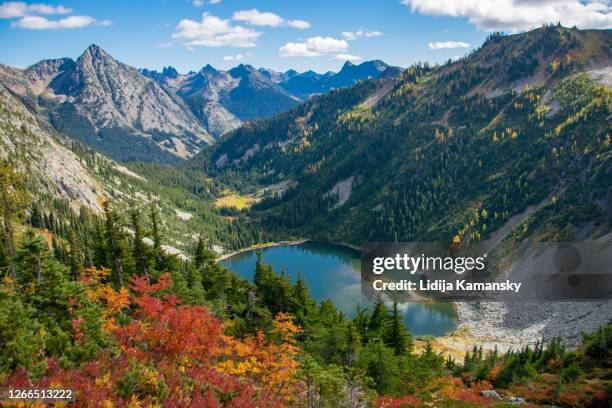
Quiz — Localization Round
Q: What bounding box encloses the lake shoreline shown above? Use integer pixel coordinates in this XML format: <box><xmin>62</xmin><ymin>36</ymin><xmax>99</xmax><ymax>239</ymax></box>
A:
<box><xmin>216</xmin><ymin>238</ymin><xmax>309</xmax><ymax>262</ymax></box>
<box><xmin>218</xmin><ymin>239</ymin><xmax>458</xmax><ymax>337</ymax></box>
<box><xmin>216</xmin><ymin>239</ymin><xmax>362</xmax><ymax>262</ymax></box>
<box><xmin>217</xmin><ymin>239</ymin><xmax>610</xmax><ymax>360</ymax></box>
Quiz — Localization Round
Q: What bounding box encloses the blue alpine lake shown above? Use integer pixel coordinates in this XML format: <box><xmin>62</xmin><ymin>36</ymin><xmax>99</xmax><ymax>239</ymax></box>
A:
<box><xmin>220</xmin><ymin>241</ymin><xmax>457</xmax><ymax>336</ymax></box>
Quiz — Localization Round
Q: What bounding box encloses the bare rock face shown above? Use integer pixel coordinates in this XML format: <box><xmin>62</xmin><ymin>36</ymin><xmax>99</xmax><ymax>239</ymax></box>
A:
<box><xmin>143</xmin><ymin>63</ymin><xmax>301</xmax><ymax>138</ymax></box>
<box><xmin>0</xmin><ymin>45</ymin><xmax>212</xmax><ymax>162</ymax></box>
<box><xmin>53</xmin><ymin>45</ymin><xmax>211</xmax><ymax>158</ymax></box>
<box><xmin>171</xmin><ymin>65</ymin><xmax>243</xmax><ymax>138</ymax></box>
<box><xmin>0</xmin><ymin>83</ymin><xmax>102</xmax><ymax>212</ymax></box>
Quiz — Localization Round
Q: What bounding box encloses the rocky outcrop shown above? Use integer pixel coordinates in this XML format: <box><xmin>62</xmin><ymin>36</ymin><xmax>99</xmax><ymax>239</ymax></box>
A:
<box><xmin>167</xmin><ymin>65</ymin><xmax>242</xmax><ymax>138</ymax></box>
<box><xmin>0</xmin><ymin>83</ymin><xmax>102</xmax><ymax>212</ymax></box>
<box><xmin>456</xmin><ymin>234</ymin><xmax>612</xmax><ymax>350</ymax></box>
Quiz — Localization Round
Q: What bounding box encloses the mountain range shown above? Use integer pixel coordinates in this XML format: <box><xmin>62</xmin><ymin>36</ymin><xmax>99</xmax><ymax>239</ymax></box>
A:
<box><xmin>0</xmin><ymin>45</ymin><xmax>399</xmax><ymax>163</ymax></box>
<box><xmin>193</xmin><ymin>26</ymin><xmax>612</xmax><ymax>244</ymax></box>
<box><xmin>140</xmin><ymin>59</ymin><xmax>399</xmax><ymax>137</ymax></box>
<box><xmin>277</xmin><ymin>60</ymin><xmax>402</xmax><ymax>100</ymax></box>
<box><xmin>0</xmin><ymin>25</ymin><xmax>610</xmax><ymax>250</ymax></box>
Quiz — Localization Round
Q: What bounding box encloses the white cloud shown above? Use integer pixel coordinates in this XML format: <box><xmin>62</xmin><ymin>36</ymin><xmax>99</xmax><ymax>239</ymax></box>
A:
<box><xmin>172</xmin><ymin>12</ymin><xmax>261</xmax><ymax>48</ymax></box>
<box><xmin>0</xmin><ymin>2</ymin><xmax>72</xmax><ymax>18</ymax></box>
<box><xmin>402</xmin><ymin>0</ymin><xmax>612</xmax><ymax>31</ymax></box>
<box><xmin>341</xmin><ymin>30</ymin><xmax>383</xmax><ymax>40</ymax></box>
<box><xmin>2</xmin><ymin>2</ymin><xmax>110</xmax><ymax>30</ymax></box>
<box><xmin>231</xmin><ymin>9</ymin><xmax>311</xmax><ymax>29</ymax></box>
<box><xmin>192</xmin><ymin>0</ymin><xmax>221</xmax><ymax>5</ymax></box>
<box><xmin>279</xmin><ymin>36</ymin><xmax>349</xmax><ymax>57</ymax></box>
<box><xmin>333</xmin><ymin>53</ymin><xmax>363</xmax><ymax>62</ymax></box>
<box><xmin>287</xmin><ymin>19</ymin><xmax>311</xmax><ymax>29</ymax></box>
<box><xmin>223</xmin><ymin>52</ymin><xmax>252</xmax><ymax>61</ymax></box>
<box><xmin>428</xmin><ymin>40</ymin><xmax>471</xmax><ymax>49</ymax></box>
<box><xmin>12</xmin><ymin>15</ymin><xmax>97</xmax><ymax>29</ymax></box>
<box><xmin>232</xmin><ymin>9</ymin><xmax>284</xmax><ymax>27</ymax></box>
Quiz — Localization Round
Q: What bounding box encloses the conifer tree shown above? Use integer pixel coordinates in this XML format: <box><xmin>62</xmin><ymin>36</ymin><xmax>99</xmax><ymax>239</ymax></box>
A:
<box><xmin>344</xmin><ymin>321</ymin><xmax>361</xmax><ymax>367</ymax></box>
<box><xmin>92</xmin><ymin>219</ymin><xmax>108</xmax><ymax>268</ymax></box>
<box><xmin>194</xmin><ymin>235</ymin><xmax>207</xmax><ymax>269</ymax></box>
<box><xmin>103</xmin><ymin>201</ymin><xmax>124</xmax><ymax>287</ymax></box>
<box><xmin>353</xmin><ymin>305</ymin><xmax>369</xmax><ymax>344</ymax></box>
<box><xmin>130</xmin><ymin>209</ymin><xmax>150</xmax><ymax>282</ymax></box>
<box><xmin>67</xmin><ymin>229</ymin><xmax>83</xmax><ymax>280</ymax></box>
<box><xmin>149</xmin><ymin>203</ymin><xmax>164</xmax><ymax>270</ymax></box>
<box><xmin>186</xmin><ymin>265</ymin><xmax>206</xmax><ymax>304</ymax></box>
<box><xmin>386</xmin><ymin>299</ymin><xmax>412</xmax><ymax>355</ymax></box>
<box><xmin>15</xmin><ymin>229</ymin><xmax>48</xmax><ymax>285</ymax></box>
<box><xmin>0</xmin><ymin>161</ymin><xmax>27</xmax><ymax>279</ymax></box>
<box><xmin>291</xmin><ymin>272</ymin><xmax>313</xmax><ymax>322</ymax></box>
<box><xmin>368</xmin><ymin>297</ymin><xmax>390</xmax><ymax>341</ymax></box>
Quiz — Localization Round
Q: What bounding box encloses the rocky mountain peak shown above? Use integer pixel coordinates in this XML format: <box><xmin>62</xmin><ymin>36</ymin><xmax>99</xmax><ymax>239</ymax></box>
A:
<box><xmin>228</xmin><ymin>64</ymin><xmax>260</xmax><ymax>79</ymax></box>
<box><xmin>284</xmin><ymin>69</ymin><xmax>298</xmax><ymax>76</ymax></box>
<box><xmin>200</xmin><ymin>64</ymin><xmax>220</xmax><ymax>76</ymax></box>
<box><xmin>80</xmin><ymin>44</ymin><xmax>112</xmax><ymax>62</ymax></box>
<box><xmin>162</xmin><ymin>66</ymin><xmax>179</xmax><ymax>78</ymax></box>
<box><xmin>341</xmin><ymin>61</ymin><xmax>356</xmax><ymax>70</ymax></box>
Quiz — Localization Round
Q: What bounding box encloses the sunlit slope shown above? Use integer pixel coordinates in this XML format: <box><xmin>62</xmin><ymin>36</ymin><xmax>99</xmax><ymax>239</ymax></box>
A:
<box><xmin>190</xmin><ymin>26</ymin><xmax>612</xmax><ymax>244</ymax></box>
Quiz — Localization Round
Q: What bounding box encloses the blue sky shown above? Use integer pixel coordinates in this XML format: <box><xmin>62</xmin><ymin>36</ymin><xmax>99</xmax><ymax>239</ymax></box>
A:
<box><xmin>1</xmin><ymin>1</ymin><xmax>610</xmax><ymax>73</ymax></box>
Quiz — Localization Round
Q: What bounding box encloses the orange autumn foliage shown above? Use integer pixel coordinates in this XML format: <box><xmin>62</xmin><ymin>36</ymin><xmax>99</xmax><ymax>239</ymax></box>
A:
<box><xmin>5</xmin><ymin>270</ymin><xmax>303</xmax><ymax>407</ymax></box>
<box><xmin>469</xmin><ymin>380</ymin><xmax>494</xmax><ymax>393</ymax></box>
<box><xmin>437</xmin><ymin>376</ymin><xmax>496</xmax><ymax>406</ymax></box>
<box><xmin>217</xmin><ymin>313</ymin><xmax>303</xmax><ymax>402</ymax></box>
<box><xmin>377</xmin><ymin>394</ymin><xmax>422</xmax><ymax>407</ymax></box>
<box><xmin>80</xmin><ymin>267</ymin><xmax>129</xmax><ymax>332</ymax></box>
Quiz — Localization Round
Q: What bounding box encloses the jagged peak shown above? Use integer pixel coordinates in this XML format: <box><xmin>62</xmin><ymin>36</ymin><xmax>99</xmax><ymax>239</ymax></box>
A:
<box><xmin>258</xmin><ymin>67</ymin><xmax>277</xmax><ymax>74</ymax></box>
<box><xmin>340</xmin><ymin>59</ymin><xmax>388</xmax><ymax>72</ymax></box>
<box><xmin>200</xmin><ymin>64</ymin><xmax>219</xmax><ymax>75</ymax></box>
<box><xmin>228</xmin><ymin>64</ymin><xmax>258</xmax><ymax>78</ymax></box>
<box><xmin>341</xmin><ymin>61</ymin><xmax>356</xmax><ymax>69</ymax></box>
<box><xmin>365</xmin><ymin>59</ymin><xmax>389</xmax><ymax>69</ymax></box>
<box><xmin>162</xmin><ymin>66</ymin><xmax>179</xmax><ymax>78</ymax></box>
<box><xmin>79</xmin><ymin>44</ymin><xmax>113</xmax><ymax>62</ymax></box>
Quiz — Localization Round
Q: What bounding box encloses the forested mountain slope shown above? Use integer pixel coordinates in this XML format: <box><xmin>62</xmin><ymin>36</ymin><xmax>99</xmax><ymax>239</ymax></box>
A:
<box><xmin>0</xmin><ymin>81</ymin><xmax>272</xmax><ymax>259</ymax></box>
<box><xmin>192</xmin><ymin>26</ymin><xmax>612</xmax><ymax>245</ymax></box>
